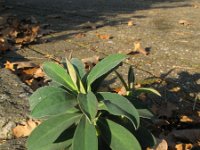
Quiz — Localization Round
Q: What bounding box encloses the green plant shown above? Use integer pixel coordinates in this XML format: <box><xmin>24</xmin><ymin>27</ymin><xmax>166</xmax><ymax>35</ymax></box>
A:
<box><xmin>27</xmin><ymin>54</ymin><xmax>156</xmax><ymax>150</ymax></box>
<box><xmin>115</xmin><ymin>66</ymin><xmax>161</xmax><ymax>119</ymax></box>
<box><xmin>114</xmin><ymin>67</ymin><xmax>160</xmax><ymax>148</ymax></box>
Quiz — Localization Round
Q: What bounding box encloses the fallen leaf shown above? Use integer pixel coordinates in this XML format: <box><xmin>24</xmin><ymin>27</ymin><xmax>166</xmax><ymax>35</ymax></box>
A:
<box><xmin>0</xmin><ymin>37</ymin><xmax>10</xmax><ymax>52</ymax></box>
<box><xmin>128</xmin><ymin>20</ymin><xmax>135</xmax><ymax>26</ymax></box>
<box><xmin>178</xmin><ymin>20</ymin><xmax>192</xmax><ymax>26</ymax></box>
<box><xmin>114</xmin><ymin>86</ymin><xmax>127</xmax><ymax>95</ymax></box>
<box><xmin>175</xmin><ymin>143</ymin><xmax>193</xmax><ymax>150</ymax></box>
<box><xmin>33</xmin><ymin>68</ymin><xmax>45</xmax><ymax>78</ymax></box>
<box><xmin>22</xmin><ymin>67</ymin><xmax>39</xmax><ymax>76</ymax></box>
<box><xmin>12</xmin><ymin>119</ymin><xmax>41</xmax><ymax>138</ymax></box>
<box><xmin>169</xmin><ymin>87</ymin><xmax>181</xmax><ymax>92</ymax></box>
<box><xmin>82</xmin><ymin>55</ymin><xmax>100</xmax><ymax>70</ymax></box>
<box><xmin>15</xmin><ymin>61</ymin><xmax>37</xmax><ymax>69</ymax></box>
<box><xmin>192</xmin><ymin>3</ymin><xmax>200</xmax><ymax>8</ymax></box>
<box><xmin>96</xmin><ymin>33</ymin><xmax>112</xmax><ymax>40</ymax></box>
<box><xmin>4</xmin><ymin>61</ymin><xmax>15</xmax><ymax>71</ymax></box>
<box><xmin>156</xmin><ymin>139</ymin><xmax>168</xmax><ymax>150</ymax></box>
<box><xmin>25</xmin><ymin>78</ymin><xmax>34</xmax><ymax>86</ymax></box>
<box><xmin>129</xmin><ymin>40</ymin><xmax>149</xmax><ymax>55</ymax></box>
<box><xmin>180</xmin><ymin>115</ymin><xmax>193</xmax><ymax>123</ymax></box>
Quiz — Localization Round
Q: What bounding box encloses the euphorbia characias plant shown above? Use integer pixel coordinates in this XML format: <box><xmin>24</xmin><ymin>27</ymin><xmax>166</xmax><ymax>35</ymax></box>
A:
<box><xmin>27</xmin><ymin>54</ymin><xmax>156</xmax><ymax>150</ymax></box>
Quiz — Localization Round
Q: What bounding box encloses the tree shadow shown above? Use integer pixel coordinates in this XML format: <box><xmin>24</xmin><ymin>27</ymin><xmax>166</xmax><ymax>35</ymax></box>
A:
<box><xmin>1</xmin><ymin>0</ymin><xmax>191</xmax><ymax>42</ymax></box>
<box><xmin>146</xmin><ymin>70</ymin><xmax>200</xmax><ymax>111</ymax></box>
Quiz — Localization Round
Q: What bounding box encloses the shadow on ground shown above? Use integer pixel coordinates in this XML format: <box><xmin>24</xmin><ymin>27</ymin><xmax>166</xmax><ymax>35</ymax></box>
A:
<box><xmin>1</xmin><ymin>0</ymin><xmax>190</xmax><ymax>41</ymax></box>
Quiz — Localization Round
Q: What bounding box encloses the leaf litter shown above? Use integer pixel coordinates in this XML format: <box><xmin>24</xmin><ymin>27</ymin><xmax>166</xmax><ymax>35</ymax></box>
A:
<box><xmin>0</xmin><ymin>16</ymin><xmax>54</xmax><ymax>53</ymax></box>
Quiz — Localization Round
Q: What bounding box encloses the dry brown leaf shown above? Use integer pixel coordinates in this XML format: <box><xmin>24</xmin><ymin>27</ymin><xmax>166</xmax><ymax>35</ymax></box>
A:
<box><xmin>156</xmin><ymin>139</ymin><xmax>168</xmax><ymax>150</ymax></box>
<box><xmin>132</xmin><ymin>40</ymin><xmax>148</xmax><ymax>55</ymax></box>
<box><xmin>0</xmin><ymin>37</ymin><xmax>10</xmax><ymax>52</ymax></box>
<box><xmin>96</xmin><ymin>33</ymin><xmax>112</xmax><ymax>40</ymax></box>
<box><xmin>180</xmin><ymin>115</ymin><xmax>193</xmax><ymax>123</ymax></box>
<box><xmin>114</xmin><ymin>87</ymin><xmax>127</xmax><ymax>96</ymax></box>
<box><xmin>128</xmin><ymin>20</ymin><xmax>135</xmax><ymax>26</ymax></box>
<box><xmin>4</xmin><ymin>61</ymin><xmax>15</xmax><ymax>71</ymax></box>
<box><xmin>192</xmin><ymin>3</ymin><xmax>200</xmax><ymax>8</ymax></box>
<box><xmin>33</xmin><ymin>68</ymin><xmax>45</xmax><ymax>78</ymax></box>
<box><xmin>169</xmin><ymin>87</ymin><xmax>181</xmax><ymax>92</ymax></box>
<box><xmin>82</xmin><ymin>55</ymin><xmax>100</xmax><ymax>70</ymax></box>
<box><xmin>22</xmin><ymin>67</ymin><xmax>39</xmax><ymax>76</ymax></box>
<box><xmin>178</xmin><ymin>20</ymin><xmax>192</xmax><ymax>26</ymax></box>
<box><xmin>15</xmin><ymin>61</ymin><xmax>37</xmax><ymax>69</ymax></box>
<box><xmin>175</xmin><ymin>143</ymin><xmax>193</xmax><ymax>150</ymax></box>
<box><xmin>12</xmin><ymin>119</ymin><xmax>41</xmax><ymax>138</ymax></box>
<box><xmin>25</xmin><ymin>78</ymin><xmax>34</xmax><ymax>86</ymax></box>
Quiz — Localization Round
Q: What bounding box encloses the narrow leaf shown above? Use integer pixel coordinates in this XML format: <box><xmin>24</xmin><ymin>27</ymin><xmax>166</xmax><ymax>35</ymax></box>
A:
<box><xmin>27</xmin><ymin>113</ymin><xmax>81</xmax><ymax>150</ymax></box>
<box><xmin>98</xmin><ymin>118</ymin><xmax>141</xmax><ymax>150</ymax></box>
<box><xmin>31</xmin><ymin>88</ymin><xmax>77</xmax><ymax>118</ymax></box>
<box><xmin>72</xmin><ymin>116</ymin><xmax>98</xmax><ymax>150</ymax></box>
<box><xmin>97</xmin><ymin>92</ymin><xmax>140</xmax><ymax>129</ymax></box>
<box><xmin>129</xmin><ymin>99</ymin><xmax>154</xmax><ymax>119</ymax></box>
<box><xmin>66</xmin><ymin>58</ymin><xmax>78</xmax><ymax>89</ymax></box>
<box><xmin>87</xmin><ymin>54</ymin><xmax>127</xmax><ymax>90</ymax></box>
<box><xmin>78</xmin><ymin>92</ymin><xmax>98</xmax><ymax>121</ymax></box>
<box><xmin>66</xmin><ymin>58</ymin><xmax>85</xmax><ymax>93</ymax></box>
<box><xmin>135</xmin><ymin>88</ymin><xmax>161</xmax><ymax>96</ymax></box>
<box><xmin>71</xmin><ymin>58</ymin><xmax>86</xmax><ymax>79</ymax></box>
<box><xmin>128</xmin><ymin>66</ymin><xmax>135</xmax><ymax>89</ymax></box>
<box><xmin>42</xmin><ymin>62</ymin><xmax>76</xmax><ymax>91</ymax></box>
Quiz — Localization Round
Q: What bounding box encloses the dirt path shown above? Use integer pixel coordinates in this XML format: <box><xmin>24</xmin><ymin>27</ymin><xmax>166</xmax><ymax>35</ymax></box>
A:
<box><xmin>0</xmin><ymin>0</ymin><xmax>200</xmax><ymax>149</ymax></box>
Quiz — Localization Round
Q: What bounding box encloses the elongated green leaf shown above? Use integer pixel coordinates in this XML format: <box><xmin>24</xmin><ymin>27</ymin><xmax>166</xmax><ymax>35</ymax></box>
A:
<box><xmin>87</xmin><ymin>54</ymin><xmax>127</xmax><ymax>89</ymax></box>
<box><xmin>71</xmin><ymin>58</ymin><xmax>86</xmax><ymax>79</ymax></box>
<box><xmin>128</xmin><ymin>98</ymin><xmax>154</xmax><ymax>119</ymax></box>
<box><xmin>66</xmin><ymin>58</ymin><xmax>85</xmax><ymax>93</ymax></box>
<box><xmin>72</xmin><ymin>116</ymin><xmax>98</xmax><ymax>150</ymax></box>
<box><xmin>135</xmin><ymin>88</ymin><xmax>161</xmax><ymax>96</ymax></box>
<box><xmin>27</xmin><ymin>113</ymin><xmax>82</xmax><ymax>150</ymax></box>
<box><xmin>97</xmin><ymin>92</ymin><xmax>140</xmax><ymax>129</ymax></box>
<box><xmin>42</xmin><ymin>62</ymin><xmax>76</xmax><ymax>91</ymax></box>
<box><xmin>128</xmin><ymin>66</ymin><xmax>135</xmax><ymax>89</ymax></box>
<box><xmin>66</xmin><ymin>59</ymin><xmax>78</xmax><ymax>88</ymax></box>
<box><xmin>78</xmin><ymin>92</ymin><xmax>98</xmax><ymax>121</ymax></box>
<box><xmin>29</xmin><ymin>86</ymin><xmax>70</xmax><ymax>110</ymax></box>
<box><xmin>31</xmin><ymin>88</ymin><xmax>77</xmax><ymax>118</ymax></box>
<box><xmin>98</xmin><ymin>118</ymin><xmax>141</xmax><ymax>150</ymax></box>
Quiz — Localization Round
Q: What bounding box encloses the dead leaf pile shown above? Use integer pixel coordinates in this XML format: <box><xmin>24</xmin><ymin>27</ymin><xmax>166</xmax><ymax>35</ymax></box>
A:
<box><xmin>0</xmin><ymin>16</ymin><xmax>54</xmax><ymax>53</ymax></box>
<box><xmin>4</xmin><ymin>61</ymin><xmax>46</xmax><ymax>90</ymax></box>
<box><xmin>13</xmin><ymin>119</ymin><xmax>41</xmax><ymax>138</ymax></box>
